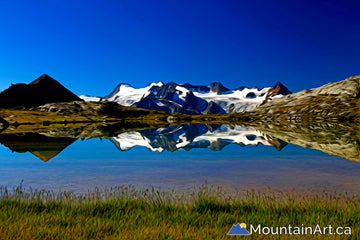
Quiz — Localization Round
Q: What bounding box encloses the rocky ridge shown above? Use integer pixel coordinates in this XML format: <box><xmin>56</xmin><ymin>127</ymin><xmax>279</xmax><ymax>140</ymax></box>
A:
<box><xmin>247</xmin><ymin>76</ymin><xmax>360</xmax><ymax>122</ymax></box>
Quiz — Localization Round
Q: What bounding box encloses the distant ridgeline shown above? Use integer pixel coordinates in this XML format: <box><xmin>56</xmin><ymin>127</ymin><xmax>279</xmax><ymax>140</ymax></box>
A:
<box><xmin>80</xmin><ymin>81</ymin><xmax>291</xmax><ymax>114</ymax></box>
<box><xmin>0</xmin><ymin>74</ymin><xmax>81</xmax><ymax>109</ymax></box>
<box><xmin>1</xmin><ymin>74</ymin><xmax>359</xmax><ymax>121</ymax></box>
<box><xmin>79</xmin><ymin>75</ymin><xmax>360</xmax><ymax>120</ymax></box>
<box><xmin>0</xmin><ymin>74</ymin><xmax>291</xmax><ymax>114</ymax></box>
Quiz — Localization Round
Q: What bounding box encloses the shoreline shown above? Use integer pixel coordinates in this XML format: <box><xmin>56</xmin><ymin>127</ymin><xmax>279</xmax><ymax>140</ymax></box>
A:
<box><xmin>1</xmin><ymin>183</ymin><xmax>359</xmax><ymax>239</ymax></box>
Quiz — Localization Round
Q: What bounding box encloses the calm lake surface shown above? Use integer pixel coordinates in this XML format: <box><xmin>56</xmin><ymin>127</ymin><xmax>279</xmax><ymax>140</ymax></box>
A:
<box><xmin>1</xmin><ymin>124</ymin><xmax>360</xmax><ymax>195</ymax></box>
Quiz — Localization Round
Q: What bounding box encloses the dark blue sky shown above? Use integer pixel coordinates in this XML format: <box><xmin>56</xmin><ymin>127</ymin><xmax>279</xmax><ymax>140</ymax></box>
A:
<box><xmin>0</xmin><ymin>0</ymin><xmax>359</xmax><ymax>96</ymax></box>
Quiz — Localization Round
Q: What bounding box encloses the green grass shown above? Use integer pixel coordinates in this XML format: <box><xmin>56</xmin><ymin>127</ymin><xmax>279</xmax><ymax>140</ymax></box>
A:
<box><xmin>0</xmin><ymin>184</ymin><xmax>359</xmax><ymax>239</ymax></box>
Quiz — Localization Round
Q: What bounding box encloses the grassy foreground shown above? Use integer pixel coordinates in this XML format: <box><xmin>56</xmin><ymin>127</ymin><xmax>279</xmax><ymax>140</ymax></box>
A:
<box><xmin>0</xmin><ymin>184</ymin><xmax>359</xmax><ymax>240</ymax></box>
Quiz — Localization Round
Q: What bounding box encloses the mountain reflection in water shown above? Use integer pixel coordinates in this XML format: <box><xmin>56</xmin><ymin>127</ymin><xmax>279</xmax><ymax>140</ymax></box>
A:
<box><xmin>0</xmin><ymin>124</ymin><xmax>287</xmax><ymax>161</ymax></box>
<box><xmin>110</xmin><ymin>124</ymin><xmax>287</xmax><ymax>152</ymax></box>
<box><xmin>0</xmin><ymin>123</ymin><xmax>359</xmax><ymax>162</ymax></box>
<box><xmin>0</xmin><ymin>133</ymin><xmax>76</xmax><ymax>161</ymax></box>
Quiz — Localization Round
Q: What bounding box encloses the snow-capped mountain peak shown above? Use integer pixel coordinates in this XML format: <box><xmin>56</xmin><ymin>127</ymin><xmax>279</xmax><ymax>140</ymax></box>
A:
<box><xmin>81</xmin><ymin>81</ymin><xmax>291</xmax><ymax>114</ymax></box>
<box><xmin>103</xmin><ymin>82</ymin><xmax>165</xmax><ymax>107</ymax></box>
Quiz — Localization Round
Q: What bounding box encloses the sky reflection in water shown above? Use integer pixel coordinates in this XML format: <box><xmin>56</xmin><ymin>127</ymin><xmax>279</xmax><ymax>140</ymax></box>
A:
<box><xmin>0</xmin><ymin>124</ymin><xmax>360</xmax><ymax>195</ymax></box>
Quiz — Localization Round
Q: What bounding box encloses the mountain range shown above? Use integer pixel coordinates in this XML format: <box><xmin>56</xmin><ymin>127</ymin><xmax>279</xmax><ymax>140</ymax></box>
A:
<box><xmin>0</xmin><ymin>74</ymin><xmax>359</xmax><ymax>122</ymax></box>
<box><xmin>80</xmin><ymin>81</ymin><xmax>291</xmax><ymax>114</ymax></box>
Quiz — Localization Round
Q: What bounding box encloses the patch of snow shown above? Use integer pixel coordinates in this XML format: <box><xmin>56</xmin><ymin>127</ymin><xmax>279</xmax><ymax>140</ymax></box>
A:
<box><xmin>193</xmin><ymin>125</ymin><xmax>273</xmax><ymax>146</ymax></box>
<box><xmin>110</xmin><ymin>132</ymin><xmax>164</xmax><ymax>152</ymax></box>
<box><xmin>79</xmin><ymin>95</ymin><xmax>102</xmax><ymax>102</ymax></box>
<box><xmin>193</xmin><ymin>87</ymin><xmax>282</xmax><ymax>113</ymax></box>
<box><xmin>175</xmin><ymin>133</ymin><xmax>191</xmax><ymax>148</ymax></box>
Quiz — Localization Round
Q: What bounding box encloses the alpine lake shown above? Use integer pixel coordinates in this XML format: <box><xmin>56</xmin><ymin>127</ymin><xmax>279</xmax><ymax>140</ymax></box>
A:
<box><xmin>1</xmin><ymin>122</ymin><xmax>360</xmax><ymax>196</ymax></box>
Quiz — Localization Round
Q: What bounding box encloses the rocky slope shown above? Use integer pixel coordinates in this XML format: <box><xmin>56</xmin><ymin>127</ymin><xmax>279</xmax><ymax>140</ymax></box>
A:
<box><xmin>245</xmin><ymin>76</ymin><xmax>360</xmax><ymax>122</ymax></box>
<box><xmin>0</xmin><ymin>74</ymin><xmax>82</xmax><ymax>109</ymax></box>
<box><xmin>34</xmin><ymin>101</ymin><xmax>170</xmax><ymax>119</ymax></box>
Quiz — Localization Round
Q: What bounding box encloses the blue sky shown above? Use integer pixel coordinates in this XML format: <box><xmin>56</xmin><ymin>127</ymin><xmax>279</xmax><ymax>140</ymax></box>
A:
<box><xmin>0</xmin><ymin>0</ymin><xmax>359</xmax><ymax>96</ymax></box>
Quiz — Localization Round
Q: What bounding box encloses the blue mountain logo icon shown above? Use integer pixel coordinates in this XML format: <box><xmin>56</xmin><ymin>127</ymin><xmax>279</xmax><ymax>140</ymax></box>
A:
<box><xmin>228</xmin><ymin>223</ymin><xmax>251</xmax><ymax>235</ymax></box>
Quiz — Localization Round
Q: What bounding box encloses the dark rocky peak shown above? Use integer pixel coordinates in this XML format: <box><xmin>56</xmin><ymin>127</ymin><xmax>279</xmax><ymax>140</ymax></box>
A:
<box><xmin>262</xmin><ymin>81</ymin><xmax>292</xmax><ymax>104</ymax></box>
<box><xmin>166</xmin><ymin>81</ymin><xmax>179</xmax><ymax>88</ymax></box>
<box><xmin>209</xmin><ymin>82</ymin><xmax>230</xmax><ymax>94</ymax></box>
<box><xmin>30</xmin><ymin>74</ymin><xmax>60</xmax><ymax>86</ymax></box>
<box><xmin>182</xmin><ymin>82</ymin><xmax>194</xmax><ymax>89</ymax></box>
<box><xmin>268</xmin><ymin>81</ymin><xmax>291</xmax><ymax>96</ymax></box>
<box><xmin>181</xmin><ymin>82</ymin><xmax>210</xmax><ymax>92</ymax></box>
<box><xmin>0</xmin><ymin>74</ymin><xmax>81</xmax><ymax>109</ymax></box>
<box><xmin>156</xmin><ymin>82</ymin><xmax>181</xmax><ymax>99</ymax></box>
<box><xmin>135</xmin><ymin>81</ymin><xmax>208</xmax><ymax>115</ymax></box>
